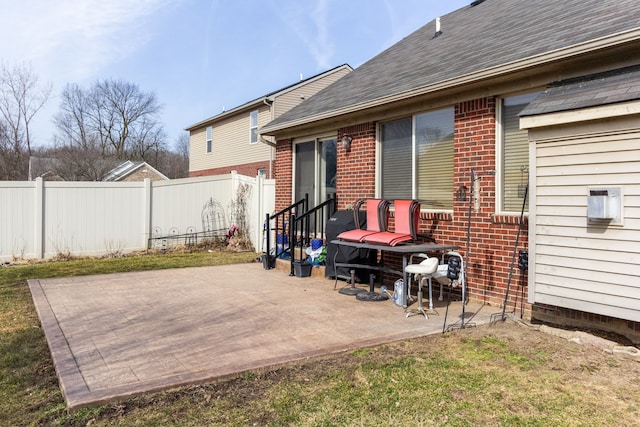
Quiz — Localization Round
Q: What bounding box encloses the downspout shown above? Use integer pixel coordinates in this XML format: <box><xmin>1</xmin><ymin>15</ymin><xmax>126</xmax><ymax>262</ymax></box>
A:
<box><xmin>261</xmin><ymin>98</ymin><xmax>275</xmax><ymax>178</ymax></box>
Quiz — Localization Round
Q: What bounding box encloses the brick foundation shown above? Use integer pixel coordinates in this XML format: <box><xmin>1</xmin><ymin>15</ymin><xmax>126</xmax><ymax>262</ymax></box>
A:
<box><xmin>532</xmin><ymin>304</ymin><xmax>640</xmax><ymax>345</ymax></box>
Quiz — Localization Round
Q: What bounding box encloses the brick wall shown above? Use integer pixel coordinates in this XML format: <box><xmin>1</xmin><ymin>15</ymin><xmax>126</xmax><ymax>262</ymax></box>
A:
<box><xmin>336</xmin><ymin>124</ymin><xmax>377</xmax><ymax>209</ymax></box>
<box><xmin>274</xmin><ymin>139</ymin><xmax>293</xmax><ymax>211</ymax></box>
<box><xmin>447</xmin><ymin>98</ymin><xmax>529</xmax><ymax>315</ymax></box>
<box><xmin>273</xmin><ymin>98</ymin><xmax>530</xmax><ymax>313</ymax></box>
<box><xmin>189</xmin><ymin>160</ymin><xmax>271</xmax><ymax>179</ymax></box>
<box><xmin>270</xmin><ymin>97</ymin><xmax>640</xmax><ymax>342</ymax></box>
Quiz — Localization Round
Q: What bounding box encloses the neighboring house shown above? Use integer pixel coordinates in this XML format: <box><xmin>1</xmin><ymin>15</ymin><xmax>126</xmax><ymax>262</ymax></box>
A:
<box><xmin>185</xmin><ymin>64</ymin><xmax>352</xmax><ymax>180</ymax></box>
<box><xmin>102</xmin><ymin>161</ymin><xmax>169</xmax><ymax>182</ymax></box>
<box><xmin>260</xmin><ymin>0</ymin><xmax>640</xmax><ymax>342</ymax></box>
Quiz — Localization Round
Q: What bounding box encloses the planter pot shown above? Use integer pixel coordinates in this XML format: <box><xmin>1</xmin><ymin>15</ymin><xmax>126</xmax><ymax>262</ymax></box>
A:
<box><xmin>293</xmin><ymin>260</ymin><xmax>312</xmax><ymax>277</ymax></box>
<box><xmin>261</xmin><ymin>254</ymin><xmax>275</xmax><ymax>270</ymax></box>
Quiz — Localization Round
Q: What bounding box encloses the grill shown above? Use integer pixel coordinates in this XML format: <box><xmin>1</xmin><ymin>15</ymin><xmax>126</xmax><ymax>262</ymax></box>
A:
<box><xmin>325</xmin><ymin>210</ymin><xmax>376</xmax><ymax>282</ymax></box>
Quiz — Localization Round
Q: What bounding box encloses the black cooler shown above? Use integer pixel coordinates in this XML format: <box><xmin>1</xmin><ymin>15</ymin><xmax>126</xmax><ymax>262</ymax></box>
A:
<box><xmin>325</xmin><ymin>210</ymin><xmax>376</xmax><ymax>282</ymax></box>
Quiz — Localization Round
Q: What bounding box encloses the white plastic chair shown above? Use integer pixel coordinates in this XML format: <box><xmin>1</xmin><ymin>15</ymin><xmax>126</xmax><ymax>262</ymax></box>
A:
<box><xmin>404</xmin><ymin>254</ymin><xmax>439</xmax><ymax>319</ymax></box>
<box><xmin>433</xmin><ymin>251</ymin><xmax>465</xmax><ymax>300</ymax></box>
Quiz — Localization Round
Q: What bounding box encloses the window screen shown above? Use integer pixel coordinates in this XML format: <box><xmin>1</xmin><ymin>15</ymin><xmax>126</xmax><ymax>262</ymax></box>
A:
<box><xmin>380</xmin><ymin>118</ymin><xmax>412</xmax><ymax>200</ymax></box>
<box><xmin>501</xmin><ymin>93</ymin><xmax>539</xmax><ymax>211</ymax></box>
<box><xmin>206</xmin><ymin>126</ymin><xmax>212</xmax><ymax>153</ymax></box>
<box><xmin>380</xmin><ymin>109</ymin><xmax>454</xmax><ymax>208</ymax></box>
<box><xmin>416</xmin><ymin>108</ymin><xmax>454</xmax><ymax>209</ymax></box>
<box><xmin>250</xmin><ymin>110</ymin><xmax>258</xmax><ymax>144</ymax></box>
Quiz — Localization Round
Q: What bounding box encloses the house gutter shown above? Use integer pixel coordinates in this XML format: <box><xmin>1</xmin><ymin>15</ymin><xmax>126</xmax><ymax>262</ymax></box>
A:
<box><xmin>261</xmin><ymin>97</ymin><xmax>276</xmax><ymax>178</ymax></box>
<box><xmin>260</xmin><ymin>28</ymin><xmax>640</xmax><ymax>136</ymax></box>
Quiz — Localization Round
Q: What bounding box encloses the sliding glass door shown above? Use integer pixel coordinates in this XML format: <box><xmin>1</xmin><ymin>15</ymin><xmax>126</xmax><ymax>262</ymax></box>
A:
<box><xmin>294</xmin><ymin>138</ymin><xmax>336</xmax><ymax>207</ymax></box>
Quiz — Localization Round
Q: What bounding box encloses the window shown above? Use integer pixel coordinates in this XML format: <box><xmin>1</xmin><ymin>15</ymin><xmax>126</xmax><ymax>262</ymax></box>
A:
<box><xmin>498</xmin><ymin>92</ymin><xmax>540</xmax><ymax>212</ymax></box>
<box><xmin>294</xmin><ymin>138</ymin><xmax>337</xmax><ymax>206</ymax></box>
<box><xmin>206</xmin><ymin>126</ymin><xmax>212</xmax><ymax>153</ymax></box>
<box><xmin>250</xmin><ymin>110</ymin><xmax>258</xmax><ymax>144</ymax></box>
<box><xmin>380</xmin><ymin>108</ymin><xmax>454</xmax><ymax>209</ymax></box>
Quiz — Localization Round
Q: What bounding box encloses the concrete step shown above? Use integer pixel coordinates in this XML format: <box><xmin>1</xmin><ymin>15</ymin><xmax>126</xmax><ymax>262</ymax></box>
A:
<box><xmin>274</xmin><ymin>257</ymin><xmax>326</xmax><ymax>278</ymax></box>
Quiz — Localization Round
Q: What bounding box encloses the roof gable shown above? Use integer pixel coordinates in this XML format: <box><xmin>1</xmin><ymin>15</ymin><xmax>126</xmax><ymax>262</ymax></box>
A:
<box><xmin>262</xmin><ymin>0</ymin><xmax>640</xmax><ymax>134</ymax></box>
<box><xmin>102</xmin><ymin>161</ymin><xmax>169</xmax><ymax>181</ymax></box>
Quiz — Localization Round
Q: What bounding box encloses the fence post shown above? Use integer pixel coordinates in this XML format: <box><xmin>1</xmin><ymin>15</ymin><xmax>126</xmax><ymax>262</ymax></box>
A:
<box><xmin>34</xmin><ymin>177</ymin><xmax>44</xmax><ymax>259</ymax></box>
<box><xmin>256</xmin><ymin>174</ymin><xmax>263</xmax><ymax>253</ymax></box>
<box><xmin>144</xmin><ymin>178</ymin><xmax>152</xmax><ymax>249</ymax></box>
<box><xmin>229</xmin><ymin>171</ymin><xmax>238</xmax><ymax>229</ymax></box>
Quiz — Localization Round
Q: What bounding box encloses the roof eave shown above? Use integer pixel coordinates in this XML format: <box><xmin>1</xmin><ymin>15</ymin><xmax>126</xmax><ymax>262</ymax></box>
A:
<box><xmin>185</xmin><ymin>64</ymin><xmax>353</xmax><ymax>132</ymax></box>
<box><xmin>520</xmin><ymin>100</ymin><xmax>640</xmax><ymax>129</ymax></box>
<box><xmin>260</xmin><ymin>28</ymin><xmax>640</xmax><ymax>136</ymax></box>
<box><xmin>184</xmin><ymin>97</ymin><xmax>268</xmax><ymax>131</ymax></box>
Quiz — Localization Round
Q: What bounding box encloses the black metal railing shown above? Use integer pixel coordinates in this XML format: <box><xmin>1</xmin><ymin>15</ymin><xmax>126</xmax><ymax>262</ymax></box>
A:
<box><xmin>263</xmin><ymin>194</ymin><xmax>337</xmax><ymax>274</ymax></box>
<box><xmin>288</xmin><ymin>195</ymin><xmax>337</xmax><ymax>276</ymax></box>
<box><xmin>263</xmin><ymin>194</ymin><xmax>308</xmax><ymax>269</ymax></box>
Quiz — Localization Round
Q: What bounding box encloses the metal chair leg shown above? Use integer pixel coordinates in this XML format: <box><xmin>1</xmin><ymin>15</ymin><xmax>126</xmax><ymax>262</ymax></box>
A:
<box><xmin>406</xmin><ymin>276</ymin><xmax>428</xmax><ymax>319</ymax></box>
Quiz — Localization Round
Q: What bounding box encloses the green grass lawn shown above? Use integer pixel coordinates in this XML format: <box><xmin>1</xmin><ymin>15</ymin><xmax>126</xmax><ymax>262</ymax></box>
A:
<box><xmin>2</xmin><ymin>251</ymin><xmax>639</xmax><ymax>426</ymax></box>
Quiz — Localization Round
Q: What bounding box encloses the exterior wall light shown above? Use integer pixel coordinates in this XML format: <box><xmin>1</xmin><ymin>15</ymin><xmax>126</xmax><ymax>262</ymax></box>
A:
<box><xmin>341</xmin><ymin>135</ymin><xmax>352</xmax><ymax>151</ymax></box>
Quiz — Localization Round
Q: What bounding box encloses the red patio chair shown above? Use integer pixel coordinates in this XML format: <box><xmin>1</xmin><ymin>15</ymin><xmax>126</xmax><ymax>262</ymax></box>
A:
<box><xmin>362</xmin><ymin>199</ymin><xmax>420</xmax><ymax>246</ymax></box>
<box><xmin>337</xmin><ymin>199</ymin><xmax>390</xmax><ymax>242</ymax></box>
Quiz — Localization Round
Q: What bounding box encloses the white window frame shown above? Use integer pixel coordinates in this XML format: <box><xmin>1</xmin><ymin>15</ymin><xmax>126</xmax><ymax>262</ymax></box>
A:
<box><xmin>250</xmin><ymin>110</ymin><xmax>259</xmax><ymax>144</ymax></box>
<box><xmin>205</xmin><ymin>126</ymin><xmax>212</xmax><ymax>154</ymax></box>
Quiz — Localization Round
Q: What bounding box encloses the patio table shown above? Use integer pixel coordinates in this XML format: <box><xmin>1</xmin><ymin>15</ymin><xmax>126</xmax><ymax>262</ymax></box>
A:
<box><xmin>330</xmin><ymin>239</ymin><xmax>459</xmax><ymax>307</ymax></box>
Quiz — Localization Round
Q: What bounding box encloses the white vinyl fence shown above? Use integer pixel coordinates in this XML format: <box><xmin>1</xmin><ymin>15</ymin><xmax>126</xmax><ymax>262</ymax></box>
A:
<box><xmin>0</xmin><ymin>172</ymin><xmax>274</xmax><ymax>262</ymax></box>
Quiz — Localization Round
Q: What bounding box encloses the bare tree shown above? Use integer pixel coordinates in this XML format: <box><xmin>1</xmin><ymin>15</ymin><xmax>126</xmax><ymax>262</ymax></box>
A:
<box><xmin>54</xmin><ymin>83</ymin><xmax>104</xmax><ymax>154</ymax></box>
<box><xmin>53</xmin><ymin>79</ymin><xmax>166</xmax><ymax>180</ymax></box>
<box><xmin>53</xmin><ymin>83</ymin><xmax>113</xmax><ymax>180</ymax></box>
<box><xmin>127</xmin><ymin>117</ymin><xmax>167</xmax><ymax>161</ymax></box>
<box><xmin>161</xmin><ymin>132</ymin><xmax>190</xmax><ymax>179</ymax></box>
<box><xmin>175</xmin><ymin>131</ymin><xmax>190</xmax><ymax>162</ymax></box>
<box><xmin>0</xmin><ymin>63</ymin><xmax>51</xmax><ymax>180</ymax></box>
<box><xmin>90</xmin><ymin>79</ymin><xmax>162</xmax><ymax>159</ymax></box>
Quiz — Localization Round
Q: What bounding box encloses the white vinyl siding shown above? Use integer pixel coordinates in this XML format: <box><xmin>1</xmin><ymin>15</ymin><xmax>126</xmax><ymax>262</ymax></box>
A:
<box><xmin>188</xmin><ymin>65</ymin><xmax>351</xmax><ymax>176</ymax></box>
<box><xmin>189</xmin><ymin>106</ymin><xmax>272</xmax><ymax>173</ymax></box>
<box><xmin>274</xmin><ymin>67</ymin><xmax>351</xmax><ymax>117</ymax></box>
<box><xmin>530</xmin><ymin>116</ymin><xmax>640</xmax><ymax>322</ymax></box>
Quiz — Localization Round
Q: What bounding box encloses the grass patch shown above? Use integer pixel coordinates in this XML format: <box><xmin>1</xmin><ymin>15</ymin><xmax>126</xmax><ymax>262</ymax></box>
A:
<box><xmin>2</xmin><ymin>250</ymin><xmax>640</xmax><ymax>426</ymax></box>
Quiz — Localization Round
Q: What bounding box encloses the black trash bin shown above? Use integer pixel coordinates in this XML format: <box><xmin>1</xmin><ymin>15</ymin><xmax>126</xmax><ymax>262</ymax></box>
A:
<box><xmin>326</xmin><ymin>210</ymin><xmax>376</xmax><ymax>282</ymax></box>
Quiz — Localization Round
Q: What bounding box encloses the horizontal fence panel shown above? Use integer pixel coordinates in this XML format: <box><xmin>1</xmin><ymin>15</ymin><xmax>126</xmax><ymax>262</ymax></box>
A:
<box><xmin>1</xmin><ymin>173</ymin><xmax>274</xmax><ymax>261</ymax></box>
<box><xmin>42</xmin><ymin>181</ymin><xmax>145</xmax><ymax>259</ymax></box>
<box><xmin>151</xmin><ymin>175</ymin><xmax>235</xmax><ymax>239</ymax></box>
<box><xmin>0</xmin><ymin>181</ymin><xmax>36</xmax><ymax>261</ymax></box>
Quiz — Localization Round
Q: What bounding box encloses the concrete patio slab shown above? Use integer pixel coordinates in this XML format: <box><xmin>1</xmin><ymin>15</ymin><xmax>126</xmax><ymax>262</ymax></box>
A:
<box><xmin>28</xmin><ymin>262</ymin><xmax>495</xmax><ymax>411</ymax></box>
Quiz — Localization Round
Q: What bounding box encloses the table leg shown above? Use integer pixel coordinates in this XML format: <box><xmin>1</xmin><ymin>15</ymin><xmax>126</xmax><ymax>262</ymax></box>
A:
<box><xmin>402</xmin><ymin>254</ymin><xmax>409</xmax><ymax>308</ymax></box>
<box><xmin>355</xmin><ymin>273</ymin><xmax>389</xmax><ymax>302</ymax></box>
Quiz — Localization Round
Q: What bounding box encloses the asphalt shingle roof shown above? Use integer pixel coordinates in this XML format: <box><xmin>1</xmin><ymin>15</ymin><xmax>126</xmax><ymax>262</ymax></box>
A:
<box><xmin>520</xmin><ymin>65</ymin><xmax>640</xmax><ymax>116</ymax></box>
<box><xmin>262</xmin><ymin>0</ymin><xmax>640</xmax><ymax>133</ymax></box>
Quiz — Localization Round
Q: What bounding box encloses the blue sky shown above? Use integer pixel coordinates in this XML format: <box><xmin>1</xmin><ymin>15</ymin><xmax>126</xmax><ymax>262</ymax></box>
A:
<box><xmin>0</xmin><ymin>0</ymin><xmax>469</xmax><ymax>150</ymax></box>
